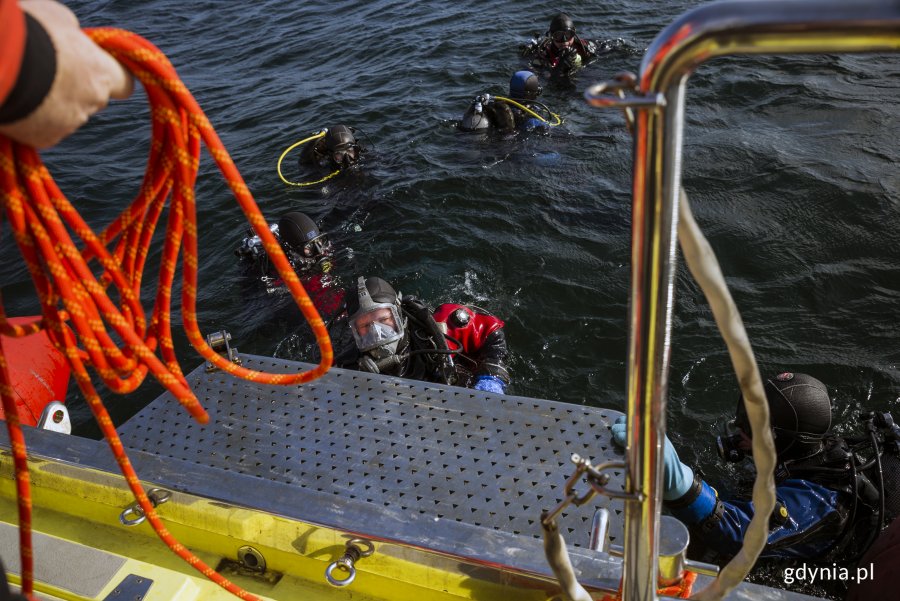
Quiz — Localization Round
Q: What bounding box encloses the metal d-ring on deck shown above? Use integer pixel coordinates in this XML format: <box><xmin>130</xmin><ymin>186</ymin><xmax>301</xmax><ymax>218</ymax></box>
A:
<box><xmin>119</xmin><ymin>488</ymin><xmax>172</xmax><ymax>526</ymax></box>
<box><xmin>325</xmin><ymin>538</ymin><xmax>375</xmax><ymax>587</ymax></box>
<box><xmin>583</xmin><ymin>2</ymin><xmax>900</xmax><ymax>600</ymax></box>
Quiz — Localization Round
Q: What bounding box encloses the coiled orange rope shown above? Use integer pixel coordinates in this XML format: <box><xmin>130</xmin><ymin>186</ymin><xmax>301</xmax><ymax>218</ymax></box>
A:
<box><xmin>0</xmin><ymin>28</ymin><xmax>334</xmax><ymax>600</ymax></box>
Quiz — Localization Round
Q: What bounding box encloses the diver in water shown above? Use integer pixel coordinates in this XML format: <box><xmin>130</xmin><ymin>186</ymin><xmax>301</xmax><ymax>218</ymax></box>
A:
<box><xmin>235</xmin><ymin>211</ymin><xmax>345</xmax><ymax>316</ymax></box>
<box><xmin>298</xmin><ymin>124</ymin><xmax>363</xmax><ymax>171</ymax></box>
<box><xmin>520</xmin><ymin>13</ymin><xmax>600</xmax><ymax>79</ymax></box>
<box><xmin>459</xmin><ymin>71</ymin><xmax>559</xmax><ymax>133</ymax></box>
<box><xmin>337</xmin><ymin>276</ymin><xmax>511</xmax><ymax>393</ymax></box>
<box><xmin>278</xmin><ymin>124</ymin><xmax>368</xmax><ymax>187</ymax></box>
<box><xmin>612</xmin><ymin>372</ymin><xmax>900</xmax><ymax>564</ymax></box>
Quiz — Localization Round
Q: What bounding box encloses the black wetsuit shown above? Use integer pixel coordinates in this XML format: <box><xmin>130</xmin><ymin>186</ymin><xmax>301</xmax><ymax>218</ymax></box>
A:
<box><xmin>337</xmin><ymin>296</ymin><xmax>510</xmax><ymax>390</ymax></box>
<box><xmin>234</xmin><ymin>226</ymin><xmax>345</xmax><ymax>318</ymax></box>
<box><xmin>680</xmin><ymin>433</ymin><xmax>900</xmax><ymax>564</ymax></box>
<box><xmin>521</xmin><ymin>36</ymin><xmax>599</xmax><ymax>78</ymax></box>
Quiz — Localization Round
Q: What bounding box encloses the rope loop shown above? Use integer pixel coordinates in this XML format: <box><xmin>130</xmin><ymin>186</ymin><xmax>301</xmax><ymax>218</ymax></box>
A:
<box><xmin>0</xmin><ymin>27</ymin><xmax>336</xmax><ymax>600</ymax></box>
<box><xmin>276</xmin><ymin>130</ymin><xmax>341</xmax><ymax>186</ymax></box>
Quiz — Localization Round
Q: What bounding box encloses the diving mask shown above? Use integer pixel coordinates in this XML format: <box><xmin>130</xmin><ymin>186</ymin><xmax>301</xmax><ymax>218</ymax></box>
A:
<box><xmin>332</xmin><ymin>144</ymin><xmax>360</xmax><ymax>167</ymax></box>
<box><xmin>348</xmin><ymin>277</ymin><xmax>404</xmax><ymax>353</ymax></box>
<box><xmin>716</xmin><ymin>420</ymin><xmax>748</xmax><ymax>463</ymax></box>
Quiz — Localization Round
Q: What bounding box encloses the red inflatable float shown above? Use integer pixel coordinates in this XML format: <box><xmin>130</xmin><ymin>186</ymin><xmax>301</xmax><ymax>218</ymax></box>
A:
<box><xmin>0</xmin><ymin>316</ymin><xmax>71</xmax><ymax>427</ymax></box>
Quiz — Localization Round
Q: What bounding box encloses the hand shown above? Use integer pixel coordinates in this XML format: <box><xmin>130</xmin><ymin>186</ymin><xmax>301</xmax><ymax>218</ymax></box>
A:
<box><xmin>473</xmin><ymin>375</ymin><xmax>506</xmax><ymax>394</ymax></box>
<box><xmin>0</xmin><ymin>0</ymin><xmax>134</xmax><ymax>148</ymax></box>
<box><xmin>519</xmin><ymin>35</ymin><xmax>541</xmax><ymax>57</ymax></box>
<box><xmin>560</xmin><ymin>46</ymin><xmax>580</xmax><ymax>69</ymax></box>
<box><xmin>611</xmin><ymin>416</ymin><xmax>694</xmax><ymax>501</ymax></box>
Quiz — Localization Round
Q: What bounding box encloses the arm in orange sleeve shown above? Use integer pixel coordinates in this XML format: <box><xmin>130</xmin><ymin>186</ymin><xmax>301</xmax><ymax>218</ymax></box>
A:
<box><xmin>0</xmin><ymin>0</ymin><xmax>28</xmax><ymax>105</ymax></box>
<box><xmin>0</xmin><ymin>0</ymin><xmax>133</xmax><ymax>149</ymax></box>
<box><xmin>0</xmin><ymin>0</ymin><xmax>57</xmax><ymax>126</ymax></box>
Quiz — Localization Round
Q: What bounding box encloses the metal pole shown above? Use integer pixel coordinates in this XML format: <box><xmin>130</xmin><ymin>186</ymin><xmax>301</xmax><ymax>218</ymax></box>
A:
<box><xmin>620</xmin><ymin>79</ymin><xmax>684</xmax><ymax>601</ymax></box>
<box><xmin>621</xmin><ymin>2</ymin><xmax>900</xmax><ymax>600</ymax></box>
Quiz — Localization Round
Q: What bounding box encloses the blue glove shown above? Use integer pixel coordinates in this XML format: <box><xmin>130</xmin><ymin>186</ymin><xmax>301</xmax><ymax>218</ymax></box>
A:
<box><xmin>473</xmin><ymin>375</ymin><xmax>506</xmax><ymax>394</ymax></box>
<box><xmin>521</xmin><ymin>116</ymin><xmax>550</xmax><ymax>132</ymax></box>
<box><xmin>611</xmin><ymin>416</ymin><xmax>694</xmax><ymax>501</ymax></box>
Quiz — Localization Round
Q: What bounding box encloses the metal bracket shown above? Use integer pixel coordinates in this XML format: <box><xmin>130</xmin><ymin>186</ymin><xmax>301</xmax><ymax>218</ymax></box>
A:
<box><xmin>102</xmin><ymin>574</ymin><xmax>153</xmax><ymax>600</ymax></box>
<box><xmin>37</xmin><ymin>400</ymin><xmax>71</xmax><ymax>434</ymax></box>
<box><xmin>205</xmin><ymin>330</ymin><xmax>241</xmax><ymax>373</ymax></box>
<box><xmin>584</xmin><ymin>71</ymin><xmax>667</xmax><ymax>132</ymax></box>
<box><xmin>542</xmin><ymin>453</ymin><xmax>642</xmax><ymax>526</ymax></box>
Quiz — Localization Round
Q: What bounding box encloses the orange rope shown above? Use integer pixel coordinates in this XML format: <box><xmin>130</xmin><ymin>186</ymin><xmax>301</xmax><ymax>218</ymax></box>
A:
<box><xmin>599</xmin><ymin>571</ymin><xmax>698</xmax><ymax>601</ymax></box>
<box><xmin>0</xmin><ymin>28</ymin><xmax>335</xmax><ymax>600</ymax></box>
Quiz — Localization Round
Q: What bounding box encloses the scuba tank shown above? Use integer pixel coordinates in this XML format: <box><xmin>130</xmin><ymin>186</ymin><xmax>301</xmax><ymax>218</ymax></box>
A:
<box><xmin>459</xmin><ymin>94</ymin><xmax>492</xmax><ymax>132</ymax></box>
<box><xmin>400</xmin><ymin>296</ymin><xmax>459</xmax><ymax>385</ymax></box>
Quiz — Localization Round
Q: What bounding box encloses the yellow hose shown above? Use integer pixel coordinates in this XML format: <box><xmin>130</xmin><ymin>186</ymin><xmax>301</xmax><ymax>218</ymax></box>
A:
<box><xmin>494</xmin><ymin>96</ymin><xmax>563</xmax><ymax>126</ymax></box>
<box><xmin>277</xmin><ymin>130</ymin><xmax>340</xmax><ymax>186</ymax></box>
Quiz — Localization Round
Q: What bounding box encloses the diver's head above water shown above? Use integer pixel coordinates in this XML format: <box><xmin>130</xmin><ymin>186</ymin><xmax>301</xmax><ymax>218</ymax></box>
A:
<box><xmin>346</xmin><ymin>276</ymin><xmax>408</xmax><ymax>374</ymax></box>
<box><xmin>509</xmin><ymin>71</ymin><xmax>542</xmax><ymax>101</ymax></box>
<box><xmin>549</xmin><ymin>12</ymin><xmax>576</xmax><ymax>48</ymax></box>
<box><xmin>277</xmin><ymin>212</ymin><xmax>331</xmax><ymax>265</ymax></box>
<box><xmin>718</xmin><ymin>372</ymin><xmax>832</xmax><ymax>464</ymax></box>
<box><xmin>322</xmin><ymin>125</ymin><xmax>361</xmax><ymax>169</ymax></box>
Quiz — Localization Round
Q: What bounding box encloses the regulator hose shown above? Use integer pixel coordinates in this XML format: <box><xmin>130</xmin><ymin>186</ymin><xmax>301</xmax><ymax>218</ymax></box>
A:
<box><xmin>276</xmin><ymin>130</ymin><xmax>341</xmax><ymax>186</ymax></box>
<box><xmin>494</xmin><ymin>95</ymin><xmax>563</xmax><ymax>126</ymax></box>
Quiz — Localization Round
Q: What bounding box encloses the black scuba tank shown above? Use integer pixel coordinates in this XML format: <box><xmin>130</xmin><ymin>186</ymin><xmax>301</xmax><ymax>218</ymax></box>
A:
<box><xmin>401</xmin><ymin>296</ymin><xmax>457</xmax><ymax>385</ymax></box>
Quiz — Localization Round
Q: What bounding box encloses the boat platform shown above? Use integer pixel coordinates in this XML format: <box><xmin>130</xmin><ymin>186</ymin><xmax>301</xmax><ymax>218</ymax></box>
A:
<box><xmin>0</xmin><ymin>354</ymin><xmax>820</xmax><ymax>599</ymax></box>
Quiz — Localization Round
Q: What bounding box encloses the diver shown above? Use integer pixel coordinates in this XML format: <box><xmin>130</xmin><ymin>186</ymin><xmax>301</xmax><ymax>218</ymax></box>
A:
<box><xmin>458</xmin><ymin>71</ymin><xmax>560</xmax><ymax>133</ymax></box>
<box><xmin>520</xmin><ymin>12</ymin><xmax>600</xmax><ymax>79</ymax></box>
<box><xmin>336</xmin><ymin>276</ymin><xmax>511</xmax><ymax>394</ymax></box>
<box><xmin>611</xmin><ymin>372</ymin><xmax>900</xmax><ymax>563</ymax></box>
<box><xmin>235</xmin><ymin>211</ymin><xmax>345</xmax><ymax>316</ymax></box>
<box><xmin>278</xmin><ymin>124</ymin><xmax>366</xmax><ymax>187</ymax></box>
<box><xmin>298</xmin><ymin>125</ymin><xmax>361</xmax><ymax>170</ymax></box>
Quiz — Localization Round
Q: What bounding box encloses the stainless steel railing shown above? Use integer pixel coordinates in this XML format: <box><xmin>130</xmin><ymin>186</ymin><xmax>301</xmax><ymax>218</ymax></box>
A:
<box><xmin>586</xmin><ymin>2</ymin><xmax>900</xmax><ymax>600</ymax></box>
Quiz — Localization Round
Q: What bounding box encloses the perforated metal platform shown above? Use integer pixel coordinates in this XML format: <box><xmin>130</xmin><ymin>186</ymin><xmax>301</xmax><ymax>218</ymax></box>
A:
<box><xmin>118</xmin><ymin>354</ymin><xmax>626</xmax><ymax>547</ymax></box>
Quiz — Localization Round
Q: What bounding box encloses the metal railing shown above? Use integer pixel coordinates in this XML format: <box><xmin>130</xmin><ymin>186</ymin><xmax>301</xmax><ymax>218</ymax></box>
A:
<box><xmin>586</xmin><ymin>1</ymin><xmax>900</xmax><ymax>599</ymax></box>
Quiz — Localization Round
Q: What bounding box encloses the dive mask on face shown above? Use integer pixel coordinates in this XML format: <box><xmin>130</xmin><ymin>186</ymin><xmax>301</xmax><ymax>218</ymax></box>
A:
<box><xmin>353</xmin><ymin>316</ymin><xmax>401</xmax><ymax>352</ymax></box>
<box><xmin>332</xmin><ymin>144</ymin><xmax>360</xmax><ymax>167</ymax></box>
<box><xmin>716</xmin><ymin>420</ymin><xmax>747</xmax><ymax>463</ymax></box>
<box><xmin>552</xmin><ymin>30</ymin><xmax>575</xmax><ymax>43</ymax></box>
<box><xmin>348</xmin><ymin>277</ymin><xmax>404</xmax><ymax>353</ymax></box>
<box><xmin>716</xmin><ymin>433</ymin><xmax>746</xmax><ymax>463</ymax></box>
<box><xmin>303</xmin><ymin>234</ymin><xmax>331</xmax><ymax>259</ymax></box>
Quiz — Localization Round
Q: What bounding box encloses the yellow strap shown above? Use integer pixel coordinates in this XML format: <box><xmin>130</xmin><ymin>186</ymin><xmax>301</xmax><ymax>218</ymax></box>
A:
<box><xmin>493</xmin><ymin>96</ymin><xmax>563</xmax><ymax>126</ymax></box>
<box><xmin>277</xmin><ymin>130</ymin><xmax>341</xmax><ymax>186</ymax></box>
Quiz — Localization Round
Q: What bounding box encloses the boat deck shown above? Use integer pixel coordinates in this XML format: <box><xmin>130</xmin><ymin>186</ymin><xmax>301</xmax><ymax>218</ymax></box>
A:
<box><xmin>118</xmin><ymin>354</ymin><xmax>627</xmax><ymax>548</ymax></box>
<box><xmin>0</xmin><ymin>354</ymin><xmax>823</xmax><ymax>599</ymax></box>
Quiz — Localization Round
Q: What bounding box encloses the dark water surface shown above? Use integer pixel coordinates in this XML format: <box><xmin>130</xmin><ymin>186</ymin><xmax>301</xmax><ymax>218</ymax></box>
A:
<box><xmin>2</xmin><ymin>0</ymin><xmax>899</xmax><ymax>594</ymax></box>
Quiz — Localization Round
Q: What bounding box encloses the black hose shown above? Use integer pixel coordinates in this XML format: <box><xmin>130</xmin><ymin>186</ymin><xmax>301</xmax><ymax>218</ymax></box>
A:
<box><xmin>352</xmin><ymin>127</ymin><xmax>376</xmax><ymax>154</ymax></box>
<box><xmin>853</xmin><ymin>425</ymin><xmax>887</xmax><ymax>560</ymax></box>
<box><xmin>828</xmin><ymin>453</ymin><xmax>859</xmax><ymax>560</ymax></box>
<box><xmin>870</xmin><ymin>426</ymin><xmax>886</xmax><ymax>532</ymax></box>
<box><xmin>407</xmin><ymin>347</ymin><xmax>461</xmax><ymax>357</ymax></box>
